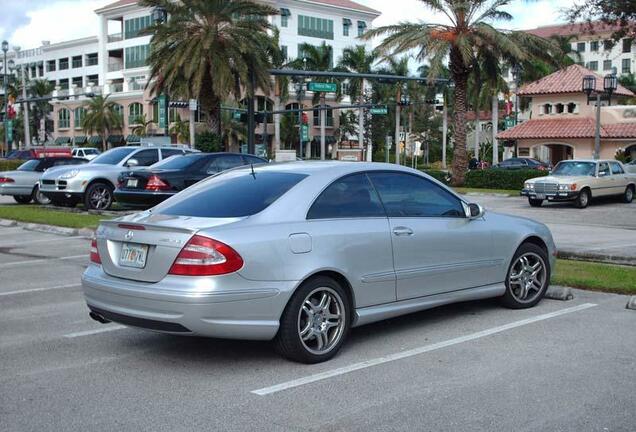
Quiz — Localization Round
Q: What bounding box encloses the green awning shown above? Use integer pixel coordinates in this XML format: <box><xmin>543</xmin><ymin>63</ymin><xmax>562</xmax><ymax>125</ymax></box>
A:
<box><xmin>88</xmin><ymin>136</ymin><xmax>102</xmax><ymax>146</ymax></box>
<box><xmin>54</xmin><ymin>137</ymin><xmax>71</xmax><ymax>145</ymax></box>
<box><xmin>343</xmin><ymin>18</ymin><xmax>352</xmax><ymax>26</ymax></box>
<box><xmin>126</xmin><ymin>134</ymin><xmax>141</xmax><ymax>144</ymax></box>
<box><xmin>107</xmin><ymin>135</ymin><xmax>125</xmax><ymax>145</ymax></box>
<box><xmin>73</xmin><ymin>136</ymin><xmax>87</xmax><ymax>145</ymax></box>
<box><xmin>280</xmin><ymin>8</ymin><xmax>291</xmax><ymax>16</ymax></box>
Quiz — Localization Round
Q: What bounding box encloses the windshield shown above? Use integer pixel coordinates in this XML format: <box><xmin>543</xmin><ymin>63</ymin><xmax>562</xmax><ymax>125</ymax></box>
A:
<box><xmin>84</xmin><ymin>149</ymin><xmax>100</xmax><ymax>155</ymax></box>
<box><xmin>90</xmin><ymin>147</ymin><xmax>136</xmax><ymax>165</ymax></box>
<box><xmin>151</xmin><ymin>154</ymin><xmax>203</xmax><ymax>170</ymax></box>
<box><xmin>155</xmin><ymin>170</ymin><xmax>308</xmax><ymax>218</ymax></box>
<box><xmin>552</xmin><ymin>161</ymin><xmax>596</xmax><ymax>176</ymax></box>
<box><xmin>17</xmin><ymin>160</ymin><xmax>41</xmax><ymax>172</ymax></box>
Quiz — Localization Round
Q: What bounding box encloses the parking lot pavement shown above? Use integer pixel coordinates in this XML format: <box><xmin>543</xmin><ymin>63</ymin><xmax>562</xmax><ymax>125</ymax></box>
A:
<box><xmin>466</xmin><ymin>194</ymin><xmax>636</xmax><ymax>262</ymax></box>
<box><xmin>1</xmin><ymin>225</ymin><xmax>635</xmax><ymax>432</ymax></box>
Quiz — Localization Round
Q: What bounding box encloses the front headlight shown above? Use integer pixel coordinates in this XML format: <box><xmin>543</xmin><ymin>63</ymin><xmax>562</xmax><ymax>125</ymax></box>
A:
<box><xmin>60</xmin><ymin>169</ymin><xmax>80</xmax><ymax>179</ymax></box>
<box><xmin>525</xmin><ymin>183</ymin><xmax>534</xmax><ymax>189</ymax></box>
<box><xmin>558</xmin><ymin>184</ymin><xmax>575</xmax><ymax>191</ymax></box>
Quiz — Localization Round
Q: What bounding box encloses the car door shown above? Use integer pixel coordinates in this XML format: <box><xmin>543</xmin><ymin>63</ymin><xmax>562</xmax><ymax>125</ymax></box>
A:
<box><xmin>595</xmin><ymin>162</ymin><xmax>613</xmax><ymax>196</ymax></box>
<box><xmin>610</xmin><ymin>162</ymin><xmax>628</xmax><ymax>194</ymax></box>
<box><xmin>305</xmin><ymin>173</ymin><xmax>396</xmax><ymax>307</ymax></box>
<box><xmin>367</xmin><ymin>171</ymin><xmax>497</xmax><ymax>300</ymax></box>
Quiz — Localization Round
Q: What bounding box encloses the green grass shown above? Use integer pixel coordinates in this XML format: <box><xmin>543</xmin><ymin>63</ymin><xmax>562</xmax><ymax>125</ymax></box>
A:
<box><xmin>454</xmin><ymin>187</ymin><xmax>519</xmax><ymax>196</ymax></box>
<box><xmin>552</xmin><ymin>259</ymin><xmax>636</xmax><ymax>295</ymax></box>
<box><xmin>0</xmin><ymin>205</ymin><xmax>109</xmax><ymax>229</ymax></box>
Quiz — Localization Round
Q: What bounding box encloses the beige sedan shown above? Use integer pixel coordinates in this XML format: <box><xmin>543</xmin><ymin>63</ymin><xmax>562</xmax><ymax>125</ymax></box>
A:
<box><xmin>521</xmin><ymin>159</ymin><xmax>636</xmax><ymax>208</ymax></box>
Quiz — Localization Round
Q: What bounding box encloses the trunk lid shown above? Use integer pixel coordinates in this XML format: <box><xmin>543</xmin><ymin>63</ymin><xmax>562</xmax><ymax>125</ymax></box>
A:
<box><xmin>96</xmin><ymin>212</ymin><xmax>244</xmax><ymax>282</ymax></box>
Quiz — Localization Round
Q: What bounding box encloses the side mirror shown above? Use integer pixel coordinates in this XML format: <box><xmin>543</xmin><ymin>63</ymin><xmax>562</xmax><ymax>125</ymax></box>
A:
<box><xmin>126</xmin><ymin>158</ymin><xmax>139</xmax><ymax>168</ymax></box>
<box><xmin>467</xmin><ymin>203</ymin><xmax>485</xmax><ymax>219</ymax></box>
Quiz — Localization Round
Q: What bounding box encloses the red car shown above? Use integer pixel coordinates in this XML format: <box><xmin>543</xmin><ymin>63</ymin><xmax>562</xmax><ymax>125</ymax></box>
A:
<box><xmin>4</xmin><ymin>147</ymin><xmax>72</xmax><ymax>160</ymax></box>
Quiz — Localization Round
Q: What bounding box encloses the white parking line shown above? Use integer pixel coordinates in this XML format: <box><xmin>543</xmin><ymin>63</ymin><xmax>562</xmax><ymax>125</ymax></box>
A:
<box><xmin>0</xmin><ymin>254</ymin><xmax>86</xmax><ymax>268</ymax></box>
<box><xmin>64</xmin><ymin>325</ymin><xmax>127</xmax><ymax>338</ymax></box>
<box><xmin>0</xmin><ymin>283</ymin><xmax>81</xmax><ymax>297</ymax></box>
<box><xmin>251</xmin><ymin>303</ymin><xmax>598</xmax><ymax>396</ymax></box>
<box><xmin>0</xmin><ymin>235</ymin><xmax>87</xmax><ymax>248</ymax></box>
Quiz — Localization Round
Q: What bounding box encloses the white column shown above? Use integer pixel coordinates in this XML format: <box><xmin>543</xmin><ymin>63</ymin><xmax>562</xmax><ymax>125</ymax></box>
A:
<box><xmin>98</xmin><ymin>15</ymin><xmax>108</xmax><ymax>87</ymax></box>
<box><xmin>492</xmin><ymin>95</ymin><xmax>499</xmax><ymax>165</ymax></box>
<box><xmin>442</xmin><ymin>99</ymin><xmax>447</xmax><ymax>169</ymax></box>
<box><xmin>474</xmin><ymin>120</ymin><xmax>480</xmax><ymax>159</ymax></box>
<box><xmin>394</xmin><ymin>104</ymin><xmax>401</xmax><ymax>165</ymax></box>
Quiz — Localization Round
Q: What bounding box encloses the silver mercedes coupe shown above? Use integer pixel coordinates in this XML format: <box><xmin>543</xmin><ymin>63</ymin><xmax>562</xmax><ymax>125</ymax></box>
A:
<box><xmin>82</xmin><ymin>162</ymin><xmax>556</xmax><ymax>363</ymax></box>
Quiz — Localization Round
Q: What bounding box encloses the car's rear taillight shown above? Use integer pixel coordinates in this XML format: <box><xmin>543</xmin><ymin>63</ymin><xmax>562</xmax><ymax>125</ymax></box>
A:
<box><xmin>145</xmin><ymin>175</ymin><xmax>170</xmax><ymax>191</ymax></box>
<box><xmin>90</xmin><ymin>238</ymin><xmax>101</xmax><ymax>264</ymax></box>
<box><xmin>168</xmin><ymin>235</ymin><xmax>243</xmax><ymax>276</ymax></box>
<box><xmin>0</xmin><ymin>177</ymin><xmax>15</xmax><ymax>183</ymax></box>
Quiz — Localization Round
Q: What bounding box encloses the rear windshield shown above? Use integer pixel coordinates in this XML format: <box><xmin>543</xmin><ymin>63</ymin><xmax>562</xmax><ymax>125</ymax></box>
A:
<box><xmin>156</xmin><ymin>171</ymin><xmax>307</xmax><ymax>217</ymax></box>
<box><xmin>17</xmin><ymin>160</ymin><xmax>42</xmax><ymax>171</ymax></box>
<box><xmin>90</xmin><ymin>147</ymin><xmax>136</xmax><ymax>165</ymax></box>
<box><xmin>152</xmin><ymin>154</ymin><xmax>204</xmax><ymax>170</ymax></box>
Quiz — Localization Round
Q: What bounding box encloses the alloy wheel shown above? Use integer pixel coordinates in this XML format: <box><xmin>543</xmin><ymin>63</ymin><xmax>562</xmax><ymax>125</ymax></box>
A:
<box><xmin>508</xmin><ymin>252</ymin><xmax>546</xmax><ymax>303</ymax></box>
<box><xmin>297</xmin><ymin>287</ymin><xmax>346</xmax><ymax>355</ymax></box>
<box><xmin>89</xmin><ymin>186</ymin><xmax>111</xmax><ymax>209</ymax></box>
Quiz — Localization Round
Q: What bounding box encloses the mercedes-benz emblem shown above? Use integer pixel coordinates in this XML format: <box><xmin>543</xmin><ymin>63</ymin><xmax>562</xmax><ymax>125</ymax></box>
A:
<box><xmin>124</xmin><ymin>230</ymin><xmax>134</xmax><ymax>241</ymax></box>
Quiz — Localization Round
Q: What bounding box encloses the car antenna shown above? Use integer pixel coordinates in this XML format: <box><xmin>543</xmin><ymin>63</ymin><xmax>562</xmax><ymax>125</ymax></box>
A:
<box><xmin>250</xmin><ymin>163</ymin><xmax>256</xmax><ymax>179</ymax></box>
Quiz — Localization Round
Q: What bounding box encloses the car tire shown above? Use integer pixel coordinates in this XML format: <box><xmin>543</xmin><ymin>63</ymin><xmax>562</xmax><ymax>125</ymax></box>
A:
<box><xmin>13</xmin><ymin>195</ymin><xmax>32</xmax><ymax>204</ymax></box>
<box><xmin>275</xmin><ymin>276</ymin><xmax>350</xmax><ymax>364</ymax></box>
<box><xmin>623</xmin><ymin>185</ymin><xmax>634</xmax><ymax>203</ymax></box>
<box><xmin>84</xmin><ymin>182</ymin><xmax>114</xmax><ymax>210</ymax></box>
<box><xmin>33</xmin><ymin>185</ymin><xmax>50</xmax><ymax>205</ymax></box>
<box><xmin>575</xmin><ymin>188</ymin><xmax>590</xmax><ymax>209</ymax></box>
<box><xmin>528</xmin><ymin>198</ymin><xmax>543</xmax><ymax>207</ymax></box>
<box><xmin>500</xmin><ymin>242</ymin><xmax>550</xmax><ymax>309</ymax></box>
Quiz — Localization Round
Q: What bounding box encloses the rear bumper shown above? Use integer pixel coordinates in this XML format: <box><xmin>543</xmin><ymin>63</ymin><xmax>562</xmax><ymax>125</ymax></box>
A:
<box><xmin>114</xmin><ymin>189</ymin><xmax>176</xmax><ymax>208</ymax></box>
<box><xmin>0</xmin><ymin>184</ymin><xmax>33</xmax><ymax>196</ymax></box>
<box><xmin>81</xmin><ymin>264</ymin><xmax>297</xmax><ymax>340</ymax></box>
<box><xmin>520</xmin><ymin>189</ymin><xmax>579</xmax><ymax>202</ymax></box>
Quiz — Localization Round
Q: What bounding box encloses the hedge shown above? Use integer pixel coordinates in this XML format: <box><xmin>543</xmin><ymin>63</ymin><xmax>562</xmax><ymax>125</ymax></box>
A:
<box><xmin>423</xmin><ymin>170</ymin><xmax>451</xmax><ymax>185</ymax></box>
<box><xmin>0</xmin><ymin>160</ymin><xmax>25</xmax><ymax>172</ymax></box>
<box><xmin>464</xmin><ymin>169</ymin><xmax>548</xmax><ymax>190</ymax></box>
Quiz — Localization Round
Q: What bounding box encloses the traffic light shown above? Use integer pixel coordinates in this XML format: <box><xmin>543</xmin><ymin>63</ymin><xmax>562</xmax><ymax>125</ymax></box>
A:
<box><xmin>239</xmin><ymin>113</ymin><xmax>266</xmax><ymax>123</ymax></box>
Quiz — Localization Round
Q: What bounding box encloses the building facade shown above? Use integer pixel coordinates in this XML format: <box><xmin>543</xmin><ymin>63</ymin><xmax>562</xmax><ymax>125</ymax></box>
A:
<box><xmin>3</xmin><ymin>0</ymin><xmax>380</xmax><ymax>154</ymax></box>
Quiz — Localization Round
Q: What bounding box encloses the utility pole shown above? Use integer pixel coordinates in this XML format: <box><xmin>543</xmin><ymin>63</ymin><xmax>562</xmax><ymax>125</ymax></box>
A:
<box><xmin>320</xmin><ymin>93</ymin><xmax>326</xmax><ymax>160</ymax></box>
<box><xmin>492</xmin><ymin>95</ymin><xmax>499</xmax><ymax>165</ymax></box>
<box><xmin>247</xmin><ymin>68</ymin><xmax>256</xmax><ymax>155</ymax></box>
<box><xmin>394</xmin><ymin>103</ymin><xmax>401</xmax><ymax>165</ymax></box>
<box><xmin>188</xmin><ymin>99</ymin><xmax>197</xmax><ymax>149</ymax></box>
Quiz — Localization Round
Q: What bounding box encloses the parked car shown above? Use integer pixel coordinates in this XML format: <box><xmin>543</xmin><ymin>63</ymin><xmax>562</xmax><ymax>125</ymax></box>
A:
<box><xmin>115</xmin><ymin>152</ymin><xmax>268</xmax><ymax>208</ymax></box>
<box><xmin>71</xmin><ymin>147</ymin><xmax>101</xmax><ymax>161</ymax></box>
<box><xmin>0</xmin><ymin>157</ymin><xmax>87</xmax><ymax>204</ymax></box>
<box><xmin>521</xmin><ymin>159</ymin><xmax>636</xmax><ymax>208</ymax></box>
<box><xmin>39</xmin><ymin>145</ymin><xmax>195</xmax><ymax>210</ymax></box>
<box><xmin>495</xmin><ymin>157</ymin><xmax>550</xmax><ymax>170</ymax></box>
<box><xmin>84</xmin><ymin>161</ymin><xmax>556</xmax><ymax>363</ymax></box>
<box><xmin>2</xmin><ymin>147</ymin><xmax>72</xmax><ymax>160</ymax></box>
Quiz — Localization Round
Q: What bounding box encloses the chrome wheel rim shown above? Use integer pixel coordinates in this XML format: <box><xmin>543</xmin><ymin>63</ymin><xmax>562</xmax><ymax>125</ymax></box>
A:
<box><xmin>580</xmin><ymin>191</ymin><xmax>588</xmax><ymax>206</ymax></box>
<box><xmin>297</xmin><ymin>287</ymin><xmax>345</xmax><ymax>355</ymax></box>
<box><xmin>89</xmin><ymin>186</ymin><xmax>111</xmax><ymax>209</ymax></box>
<box><xmin>508</xmin><ymin>252</ymin><xmax>546</xmax><ymax>303</ymax></box>
<box><xmin>626</xmin><ymin>188</ymin><xmax>633</xmax><ymax>202</ymax></box>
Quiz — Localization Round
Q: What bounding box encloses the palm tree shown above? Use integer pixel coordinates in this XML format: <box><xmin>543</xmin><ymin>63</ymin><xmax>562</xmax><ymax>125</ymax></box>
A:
<box><xmin>131</xmin><ymin>114</ymin><xmax>154</xmax><ymax>137</ymax></box>
<box><xmin>221</xmin><ymin>109</ymin><xmax>246</xmax><ymax>152</ymax></box>
<box><xmin>169</xmin><ymin>114</ymin><xmax>190</xmax><ymax>144</ymax></box>
<box><xmin>549</xmin><ymin>35</ymin><xmax>581</xmax><ymax>65</ymax></box>
<box><xmin>335</xmin><ymin>110</ymin><xmax>358</xmax><ymax>142</ymax></box>
<box><xmin>82</xmin><ymin>95</ymin><xmax>123</xmax><ymax>151</ymax></box>
<box><xmin>29</xmin><ymin>79</ymin><xmax>55</xmax><ymax>144</ymax></box>
<box><xmin>338</xmin><ymin>45</ymin><xmax>377</xmax><ymax>151</ymax></box>
<box><xmin>141</xmin><ymin>0</ymin><xmax>278</xmax><ymax>136</ymax></box>
<box><xmin>279</xmin><ymin>113</ymin><xmax>298</xmax><ymax>149</ymax></box>
<box><xmin>364</xmin><ymin>0</ymin><xmax>558</xmax><ymax>185</ymax></box>
<box><xmin>376</xmin><ymin>56</ymin><xmax>410</xmax><ymax>165</ymax></box>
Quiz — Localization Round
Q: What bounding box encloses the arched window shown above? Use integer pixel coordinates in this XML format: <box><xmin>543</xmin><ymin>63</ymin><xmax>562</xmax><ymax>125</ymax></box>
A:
<box><xmin>313</xmin><ymin>105</ymin><xmax>333</xmax><ymax>127</ymax></box>
<box><xmin>113</xmin><ymin>103</ymin><xmax>124</xmax><ymax>118</ymax></box>
<box><xmin>543</xmin><ymin>103</ymin><xmax>552</xmax><ymax>115</ymax></box>
<box><xmin>567</xmin><ymin>102</ymin><xmax>577</xmax><ymax>114</ymax></box>
<box><xmin>555</xmin><ymin>103</ymin><xmax>564</xmax><ymax>114</ymax></box>
<box><xmin>74</xmin><ymin>107</ymin><xmax>86</xmax><ymax>129</ymax></box>
<box><xmin>58</xmin><ymin>108</ymin><xmax>70</xmax><ymax>129</ymax></box>
<box><xmin>256</xmin><ymin>97</ymin><xmax>274</xmax><ymax>123</ymax></box>
<box><xmin>128</xmin><ymin>102</ymin><xmax>143</xmax><ymax>124</ymax></box>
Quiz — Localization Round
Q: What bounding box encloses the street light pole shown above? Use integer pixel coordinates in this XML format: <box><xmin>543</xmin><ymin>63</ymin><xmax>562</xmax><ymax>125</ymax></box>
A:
<box><xmin>582</xmin><ymin>73</ymin><xmax>617</xmax><ymax>160</ymax></box>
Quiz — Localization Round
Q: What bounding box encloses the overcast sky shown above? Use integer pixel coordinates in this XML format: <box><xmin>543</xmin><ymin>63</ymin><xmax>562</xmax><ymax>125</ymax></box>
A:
<box><xmin>0</xmin><ymin>0</ymin><xmax>577</xmax><ymax>51</ymax></box>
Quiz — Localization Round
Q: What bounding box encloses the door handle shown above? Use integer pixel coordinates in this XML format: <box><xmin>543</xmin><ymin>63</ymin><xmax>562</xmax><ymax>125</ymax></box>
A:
<box><xmin>393</xmin><ymin>226</ymin><xmax>413</xmax><ymax>236</ymax></box>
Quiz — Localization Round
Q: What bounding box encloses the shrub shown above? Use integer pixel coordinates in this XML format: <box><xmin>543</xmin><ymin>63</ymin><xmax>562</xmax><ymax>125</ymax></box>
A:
<box><xmin>464</xmin><ymin>169</ymin><xmax>548</xmax><ymax>190</ymax></box>
<box><xmin>0</xmin><ymin>160</ymin><xmax>25</xmax><ymax>171</ymax></box>
<box><xmin>195</xmin><ymin>132</ymin><xmax>222</xmax><ymax>153</ymax></box>
<box><xmin>423</xmin><ymin>169</ymin><xmax>450</xmax><ymax>185</ymax></box>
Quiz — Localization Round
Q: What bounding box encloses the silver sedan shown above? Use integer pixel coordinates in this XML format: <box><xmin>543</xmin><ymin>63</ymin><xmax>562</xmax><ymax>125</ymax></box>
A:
<box><xmin>83</xmin><ymin>162</ymin><xmax>556</xmax><ymax>363</ymax></box>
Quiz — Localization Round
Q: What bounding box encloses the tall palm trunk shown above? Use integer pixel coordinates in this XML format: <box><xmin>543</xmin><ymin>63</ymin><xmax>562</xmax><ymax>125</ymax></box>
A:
<box><xmin>492</xmin><ymin>94</ymin><xmax>499</xmax><ymax>165</ymax></box>
<box><xmin>451</xmin><ymin>73</ymin><xmax>469</xmax><ymax>186</ymax></box>
<box><xmin>394</xmin><ymin>87</ymin><xmax>401</xmax><ymax>165</ymax></box>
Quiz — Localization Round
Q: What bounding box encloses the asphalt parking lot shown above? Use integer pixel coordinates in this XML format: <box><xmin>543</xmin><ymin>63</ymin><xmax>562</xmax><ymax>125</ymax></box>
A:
<box><xmin>1</xmin><ymin>224</ymin><xmax>635</xmax><ymax>431</ymax></box>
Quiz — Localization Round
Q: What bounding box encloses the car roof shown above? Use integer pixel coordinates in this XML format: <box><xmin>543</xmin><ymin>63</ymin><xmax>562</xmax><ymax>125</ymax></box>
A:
<box><xmin>561</xmin><ymin>159</ymin><xmax>617</xmax><ymax>163</ymax></box>
<box><xmin>230</xmin><ymin>161</ymin><xmax>425</xmax><ymax>177</ymax></box>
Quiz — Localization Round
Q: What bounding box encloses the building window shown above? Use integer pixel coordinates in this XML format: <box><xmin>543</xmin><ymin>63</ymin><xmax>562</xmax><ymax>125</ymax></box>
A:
<box><xmin>603</xmin><ymin>60</ymin><xmax>613</xmax><ymax>71</ymax></box>
<box><xmin>74</xmin><ymin>107</ymin><xmax>86</xmax><ymax>129</ymax></box>
<box><xmin>313</xmin><ymin>105</ymin><xmax>333</xmax><ymax>126</ymax></box>
<box><xmin>590</xmin><ymin>40</ymin><xmax>599</xmax><ymax>51</ymax></box>
<box><xmin>555</xmin><ymin>103</ymin><xmax>564</xmax><ymax>114</ymax></box>
<box><xmin>86</xmin><ymin>53</ymin><xmax>98</xmax><ymax>66</ymax></box>
<box><xmin>257</xmin><ymin>97</ymin><xmax>274</xmax><ymax>123</ymax></box>
<box><xmin>358</xmin><ymin>21</ymin><xmax>367</xmax><ymax>37</ymax></box>
<box><xmin>46</xmin><ymin>60</ymin><xmax>56</xmax><ymax>72</ymax></box>
<box><xmin>72</xmin><ymin>76</ymin><xmax>83</xmax><ymax>89</ymax></box>
<box><xmin>58</xmin><ymin>108</ymin><xmax>70</xmax><ymax>129</ymax></box>
<box><xmin>129</xmin><ymin>76</ymin><xmax>146</xmax><ymax>91</ymax></box>
<box><xmin>543</xmin><ymin>103</ymin><xmax>552</xmax><ymax>115</ymax></box>
<box><xmin>281</xmin><ymin>45</ymin><xmax>288</xmax><ymax>60</ymax></box>
<box><xmin>124</xmin><ymin>15</ymin><xmax>152</xmax><ymax>39</ymax></box>
<box><xmin>59</xmin><ymin>78</ymin><xmax>69</xmax><ymax>90</ymax></box>
<box><xmin>623</xmin><ymin>38</ymin><xmax>632</xmax><ymax>53</ymax></box>
<box><xmin>588</xmin><ymin>61</ymin><xmax>598</xmax><ymax>71</ymax></box>
<box><xmin>72</xmin><ymin>55</ymin><xmax>82</xmax><ymax>68</ymax></box>
<box><xmin>113</xmin><ymin>104</ymin><xmax>124</xmax><ymax>120</ymax></box>
<box><xmin>576</xmin><ymin>42</ymin><xmax>585</xmax><ymax>53</ymax></box>
<box><xmin>59</xmin><ymin>58</ymin><xmax>69</xmax><ymax>70</ymax></box>
<box><xmin>128</xmin><ymin>102</ymin><xmax>144</xmax><ymax>124</ymax></box>
<box><xmin>567</xmin><ymin>102</ymin><xmax>577</xmax><ymax>114</ymax></box>
<box><xmin>604</xmin><ymin>40</ymin><xmax>613</xmax><ymax>51</ymax></box>
<box><xmin>298</xmin><ymin>15</ymin><xmax>334</xmax><ymax>40</ymax></box>
<box><xmin>125</xmin><ymin>45</ymin><xmax>150</xmax><ymax>69</ymax></box>
<box><xmin>280</xmin><ymin>8</ymin><xmax>290</xmax><ymax>28</ymax></box>
<box><xmin>86</xmin><ymin>74</ymin><xmax>98</xmax><ymax>86</ymax></box>
<box><xmin>622</xmin><ymin>58</ymin><xmax>631</xmax><ymax>74</ymax></box>
<box><xmin>343</xmin><ymin>18</ymin><xmax>352</xmax><ymax>36</ymax></box>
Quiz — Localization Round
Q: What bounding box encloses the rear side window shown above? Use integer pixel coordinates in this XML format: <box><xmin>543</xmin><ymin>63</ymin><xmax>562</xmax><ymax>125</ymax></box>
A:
<box><xmin>244</xmin><ymin>155</ymin><xmax>267</xmax><ymax>165</ymax></box>
<box><xmin>131</xmin><ymin>149</ymin><xmax>160</xmax><ymax>166</ymax></box>
<box><xmin>209</xmin><ymin>155</ymin><xmax>244</xmax><ymax>173</ymax></box>
<box><xmin>610</xmin><ymin>162</ymin><xmax>624</xmax><ymax>175</ymax></box>
<box><xmin>308</xmin><ymin>173</ymin><xmax>385</xmax><ymax>219</ymax></box>
<box><xmin>161</xmin><ymin>149</ymin><xmax>185</xmax><ymax>159</ymax></box>
<box><xmin>156</xmin><ymin>171</ymin><xmax>307</xmax><ymax>217</ymax></box>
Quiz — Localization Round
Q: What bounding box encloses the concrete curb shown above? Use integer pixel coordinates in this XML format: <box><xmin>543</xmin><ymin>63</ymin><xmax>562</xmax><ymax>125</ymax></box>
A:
<box><xmin>0</xmin><ymin>218</ymin><xmax>94</xmax><ymax>237</ymax></box>
<box><xmin>556</xmin><ymin>250</ymin><xmax>636</xmax><ymax>267</ymax></box>
<box><xmin>545</xmin><ymin>286</ymin><xmax>574</xmax><ymax>301</ymax></box>
<box><xmin>626</xmin><ymin>296</ymin><xmax>636</xmax><ymax>310</ymax></box>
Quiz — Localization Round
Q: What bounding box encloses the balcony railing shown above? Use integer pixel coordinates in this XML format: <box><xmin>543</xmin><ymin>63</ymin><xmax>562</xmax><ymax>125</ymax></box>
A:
<box><xmin>107</xmin><ymin>33</ymin><xmax>123</xmax><ymax>43</ymax></box>
<box><xmin>111</xmin><ymin>83</ymin><xmax>124</xmax><ymax>93</ymax></box>
<box><xmin>107</xmin><ymin>62</ymin><xmax>123</xmax><ymax>72</ymax></box>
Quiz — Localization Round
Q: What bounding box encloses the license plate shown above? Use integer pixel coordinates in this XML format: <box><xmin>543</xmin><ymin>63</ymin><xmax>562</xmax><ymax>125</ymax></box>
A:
<box><xmin>535</xmin><ymin>193</ymin><xmax>546</xmax><ymax>200</ymax></box>
<box><xmin>119</xmin><ymin>243</ymin><xmax>148</xmax><ymax>268</ymax></box>
<box><xmin>126</xmin><ymin>179</ymin><xmax>138</xmax><ymax>188</ymax></box>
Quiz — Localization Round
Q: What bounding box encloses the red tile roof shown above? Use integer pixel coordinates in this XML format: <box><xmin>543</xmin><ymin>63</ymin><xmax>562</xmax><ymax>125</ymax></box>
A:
<box><xmin>97</xmin><ymin>0</ymin><xmax>380</xmax><ymax>15</ymax></box>
<box><xmin>525</xmin><ymin>21</ymin><xmax>626</xmax><ymax>39</ymax></box>
<box><xmin>518</xmin><ymin>64</ymin><xmax>634</xmax><ymax>97</ymax></box>
<box><xmin>497</xmin><ymin>117</ymin><xmax>636</xmax><ymax>140</ymax></box>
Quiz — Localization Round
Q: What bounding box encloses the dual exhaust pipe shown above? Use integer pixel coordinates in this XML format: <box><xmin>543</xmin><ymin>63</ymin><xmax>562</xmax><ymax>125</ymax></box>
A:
<box><xmin>89</xmin><ymin>311</ymin><xmax>111</xmax><ymax>324</ymax></box>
